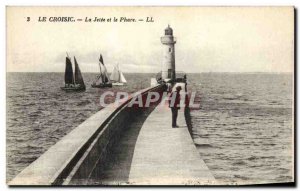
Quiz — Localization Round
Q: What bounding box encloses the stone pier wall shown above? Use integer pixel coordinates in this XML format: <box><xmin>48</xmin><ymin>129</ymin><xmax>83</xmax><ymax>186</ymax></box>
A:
<box><xmin>9</xmin><ymin>84</ymin><xmax>165</xmax><ymax>186</ymax></box>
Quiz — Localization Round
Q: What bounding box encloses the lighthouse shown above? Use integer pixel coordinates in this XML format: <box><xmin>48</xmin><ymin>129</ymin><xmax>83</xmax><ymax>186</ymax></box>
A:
<box><xmin>161</xmin><ymin>25</ymin><xmax>176</xmax><ymax>81</ymax></box>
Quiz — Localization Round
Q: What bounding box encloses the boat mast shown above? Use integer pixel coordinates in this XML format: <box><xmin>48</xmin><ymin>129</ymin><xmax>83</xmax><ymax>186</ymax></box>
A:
<box><xmin>118</xmin><ymin>64</ymin><xmax>121</xmax><ymax>81</ymax></box>
<box><xmin>72</xmin><ymin>54</ymin><xmax>76</xmax><ymax>85</ymax></box>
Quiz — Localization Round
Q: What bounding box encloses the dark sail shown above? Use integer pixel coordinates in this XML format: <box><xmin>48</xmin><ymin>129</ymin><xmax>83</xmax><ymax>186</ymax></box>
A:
<box><xmin>99</xmin><ymin>54</ymin><xmax>104</xmax><ymax>65</ymax></box>
<box><xmin>99</xmin><ymin>54</ymin><xmax>109</xmax><ymax>83</ymax></box>
<box><xmin>65</xmin><ymin>57</ymin><xmax>74</xmax><ymax>84</ymax></box>
<box><xmin>104</xmin><ymin>76</ymin><xmax>109</xmax><ymax>83</ymax></box>
<box><xmin>74</xmin><ymin>57</ymin><xmax>85</xmax><ymax>86</ymax></box>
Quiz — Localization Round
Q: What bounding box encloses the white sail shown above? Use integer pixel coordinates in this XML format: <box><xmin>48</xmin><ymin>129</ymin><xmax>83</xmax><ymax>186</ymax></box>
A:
<box><xmin>110</xmin><ymin>65</ymin><xmax>120</xmax><ymax>82</ymax></box>
<box><xmin>110</xmin><ymin>64</ymin><xmax>127</xmax><ymax>85</ymax></box>
<box><xmin>91</xmin><ymin>54</ymin><xmax>113</xmax><ymax>88</ymax></box>
<box><xmin>119</xmin><ymin>70</ymin><xmax>127</xmax><ymax>83</ymax></box>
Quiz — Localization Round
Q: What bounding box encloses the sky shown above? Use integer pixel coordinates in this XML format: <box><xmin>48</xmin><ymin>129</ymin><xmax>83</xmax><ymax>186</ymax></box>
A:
<box><xmin>7</xmin><ymin>7</ymin><xmax>294</xmax><ymax>73</ymax></box>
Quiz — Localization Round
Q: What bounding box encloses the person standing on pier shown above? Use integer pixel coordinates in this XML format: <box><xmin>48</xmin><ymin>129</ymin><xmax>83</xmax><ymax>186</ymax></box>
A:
<box><xmin>169</xmin><ymin>86</ymin><xmax>182</xmax><ymax>128</ymax></box>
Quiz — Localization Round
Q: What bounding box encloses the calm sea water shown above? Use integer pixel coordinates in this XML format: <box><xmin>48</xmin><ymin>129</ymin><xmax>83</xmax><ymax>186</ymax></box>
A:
<box><xmin>189</xmin><ymin>73</ymin><xmax>294</xmax><ymax>184</ymax></box>
<box><xmin>6</xmin><ymin>72</ymin><xmax>293</xmax><ymax>184</ymax></box>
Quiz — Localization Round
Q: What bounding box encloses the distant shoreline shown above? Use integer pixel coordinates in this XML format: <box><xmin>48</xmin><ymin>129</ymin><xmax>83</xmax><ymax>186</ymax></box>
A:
<box><xmin>6</xmin><ymin>72</ymin><xmax>293</xmax><ymax>74</ymax></box>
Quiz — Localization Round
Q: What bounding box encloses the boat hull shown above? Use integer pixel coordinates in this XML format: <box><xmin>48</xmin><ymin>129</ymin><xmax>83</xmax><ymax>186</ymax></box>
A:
<box><xmin>61</xmin><ymin>86</ymin><xmax>86</xmax><ymax>92</ymax></box>
<box><xmin>91</xmin><ymin>83</ymin><xmax>112</xmax><ymax>88</ymax></box>
<box><xmin>112</xmin><ymin>82</ymin><xmax>126</xmax><ymax>86</ymax></box>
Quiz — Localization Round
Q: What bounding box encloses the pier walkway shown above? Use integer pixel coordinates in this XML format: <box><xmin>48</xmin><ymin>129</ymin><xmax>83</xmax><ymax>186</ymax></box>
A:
<box><xmin>88</xmin><ymin>83</ymin><xmax>215</xmax><ymax>185</ymax></box>
<box><xmin>128</xmin><ymin>98</ymin><xmax>215</xmax><ymax>185</ymax></box>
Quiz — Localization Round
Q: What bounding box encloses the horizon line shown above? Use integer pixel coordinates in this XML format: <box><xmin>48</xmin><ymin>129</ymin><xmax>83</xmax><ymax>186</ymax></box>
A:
<box><xmin>6</xmin><ymin>71</ymin><xmax>293</xmax><ymax>74</ymax></box>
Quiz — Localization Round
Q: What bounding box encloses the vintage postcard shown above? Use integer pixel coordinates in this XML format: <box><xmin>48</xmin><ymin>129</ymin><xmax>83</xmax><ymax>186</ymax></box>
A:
<box><xmin>6</xmin><ymin>6</ymin><xmax>294</xmax><ymax>186</ymax></box>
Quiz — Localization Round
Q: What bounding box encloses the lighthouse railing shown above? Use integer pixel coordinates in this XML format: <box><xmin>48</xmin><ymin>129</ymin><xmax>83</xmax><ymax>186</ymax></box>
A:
<box><xmin>160</xmin><ymin>36</ymin><xmax>176</xmax><ymax>44</ymax></box>
<box><xmin>156</xmin><ymin>71</ymin><xmax>186</xmax><ymax>84</ymax></box>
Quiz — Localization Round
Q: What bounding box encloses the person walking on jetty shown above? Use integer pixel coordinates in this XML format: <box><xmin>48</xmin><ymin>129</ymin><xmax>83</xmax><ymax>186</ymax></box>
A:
<box><xmin>166</xmin><ymin>83</ymin><xmax>172</xmax><ymax>93</ymax></box>
<box><xmin>169</xmin><ymin>86</ymin><xmax>182</xmax><ymax>128</ymax></box>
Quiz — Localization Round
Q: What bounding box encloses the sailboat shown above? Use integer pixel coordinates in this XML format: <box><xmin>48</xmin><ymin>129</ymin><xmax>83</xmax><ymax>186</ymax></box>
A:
<box><xmin>91</xmin><ymin>54</ymin><xmax>112</xmax><ymax>88</ymax></box>
<box><xmin>110</xmin><ymin>64</ymin><xmax>127</xmax><ymax>86</ymax></box>
<box><xmin>61</xmin><ymin>53</ymin><xmax>86</xmax><ymax>92</ymax></box>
